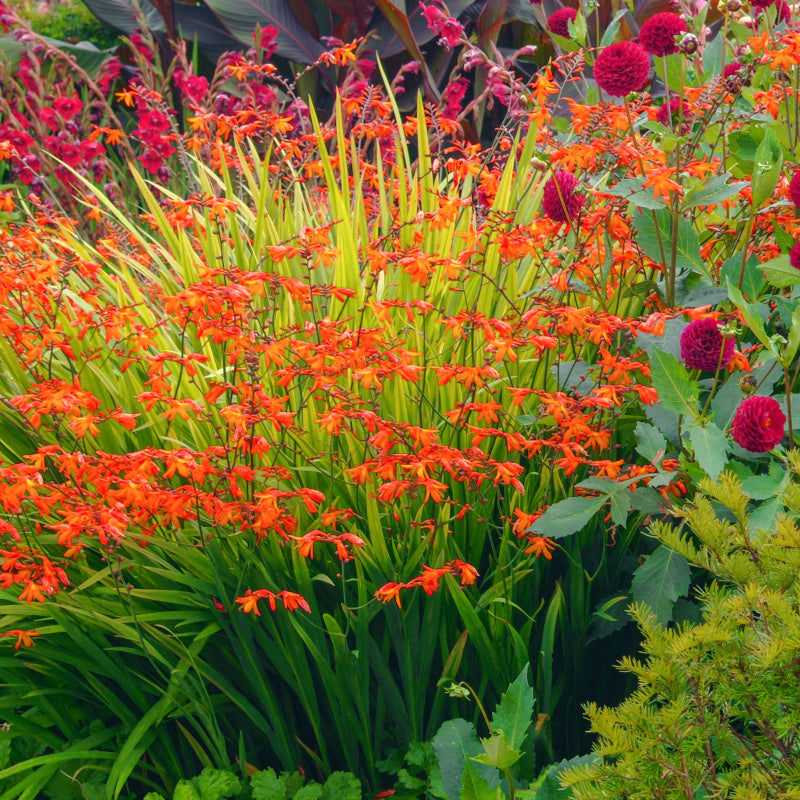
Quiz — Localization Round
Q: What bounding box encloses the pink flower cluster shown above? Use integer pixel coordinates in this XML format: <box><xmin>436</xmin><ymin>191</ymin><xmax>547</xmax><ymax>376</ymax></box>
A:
<box><xmin>420</xmin><ymin>2</ymin><xmax>464</xmax><ymax>50</ymax></box>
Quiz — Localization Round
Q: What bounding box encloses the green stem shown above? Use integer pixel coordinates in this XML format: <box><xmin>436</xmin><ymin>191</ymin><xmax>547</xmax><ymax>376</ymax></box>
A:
<box><xmin>736</xmin><ymin>210</ymin><xmax>757</xmax><ymax>293</ymax></box>
<box><xmin>785</xmin><ymin>365</ymin><xmax>794</xmax><ymax>448</ymax></box>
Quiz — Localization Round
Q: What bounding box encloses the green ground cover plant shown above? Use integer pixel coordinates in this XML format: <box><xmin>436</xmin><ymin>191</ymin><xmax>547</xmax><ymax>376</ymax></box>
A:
<box><xmin>0</xmin><ymin>0</ymin><xmax>799</xmax><ymax>798</ymax></box>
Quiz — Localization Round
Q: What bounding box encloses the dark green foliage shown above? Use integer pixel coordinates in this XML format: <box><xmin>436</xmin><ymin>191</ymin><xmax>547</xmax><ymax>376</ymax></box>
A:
<box><xmin>563</xmin><ymin>461</ymin><xmax>800</xmax><ymax>799</ymax></box>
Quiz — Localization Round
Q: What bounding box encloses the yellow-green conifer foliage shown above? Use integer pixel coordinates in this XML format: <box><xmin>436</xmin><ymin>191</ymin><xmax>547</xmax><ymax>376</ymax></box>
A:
<box><xmin>563</xmin><ymin>456</ymin><xmax>800</xmax><ymax>800</ymax></box>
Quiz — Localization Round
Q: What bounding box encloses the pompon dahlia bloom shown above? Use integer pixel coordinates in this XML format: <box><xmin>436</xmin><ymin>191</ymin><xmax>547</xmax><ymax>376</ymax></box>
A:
<box><xmin>722</xmin><ymin>62</ymin><xmax>751</xmax><ymax>91</ymax></box>
<box><xmin>731</xmin><ymin>396</ymin><xmax>786</xmax><ymax>452</ymax></box>
<box><xmin>593</xmin><ymin>41</ymin><xmax>650</xmax><ymax>97</ymax></box>
<box><xmin>656</xmin><ymin>96</ymin><xmax>691</xmax><ymax>131</ymax></box>
<box><xmin>680</xmin><ymin>318</ymin><xmax>735</xmax><ymax>371</ymax></box>
<box><xmin>542</xmin><ymin>170</ymin><xmax>585</xmax><ymax>223</ymax></box>
<box><xmin>789</xmin><ymin>171</ymin><xmax>800</xmax><ymax>208</ymax></box>
<box><xmin>548</xmin><ymin>7</ymin><xmax>578</xmax><ymax>37</ymax></box>
<box><xmin>638</xmin><ymin>13</ymin><xmax>687</xmax><ymax>56</ymax></box>
<box><xmin>790</xmin><ymin>241</ymin><xmax>800</xmax><ymax>270</ymax></box>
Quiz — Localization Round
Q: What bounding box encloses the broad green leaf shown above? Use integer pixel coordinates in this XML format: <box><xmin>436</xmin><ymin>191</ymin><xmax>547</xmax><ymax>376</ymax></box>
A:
<box><xmin>533</xmin><ymin>755</ymin><xmax>598</xmax><ymax>800</ymax></box>
<box><xmin>751</xmin><ymin>130</ymin><xmax>783</xmax><ymax>207</ymax></box>
<box><xmin>173</xmin><ymin>783</ymin><xmax>202</xmax><ymax>800</ymax></box>
<box><xmin>250</xmin><ymin>769</ymin><xmax>286</xmax><ymax>800</ymax></box>
<box><xmin>320</xmin><ymin>772</ymin><xmax>361</xmax><ymax>800</ymax></box>
<box><xmin>460</xmin><ymin>758</ymin><xmax>501</xmax><ymax>800</ymax></box>
<box><xmin>783</xmin><ymin>302</ymin><xmax>800</xmax><ymax>364</ymax></box>
<box><xmin>473</xmin><ymin>733</ymin><xmax>521</xmax><ymax>770</ymax></box>
<box><xmin>633</xmin><ymin>209</ymin><xmax>708</xmax><ymax>278</ymax></box>
<box><xmin>648</xmin><ymin>349</ymin><xmax>698</xmax><ymax>416</ymax></box>
<box><xmin>720</xmin><ymin>253</ymin><xmax>765</xmax><ymax>299</ymax></box>
<box><xmin>433</xmin><ymin>719</ymin><xmax>499</xmax><ymax>800</ymax></box>
<box><xmin>742</xmin><ymin>473</ymin><xmax>787</xmax><ymax>500</ymax></box>
<box><xmin>294</xmin><ymin>785</ymin><xmax>323</xmax><ymax>800</ymax></box>
<box><xmin>749</xmin><ymin>498</ymin><xmax>784</xmax><ymax>542</ymax></box>
<box><xmin>530</xmin><ymin>496</ymin><xmax>608</xmax><ymax>539</ymax></box>
<box><xmin>586</xmin><ymin>596</ymin><xmax>629</xmax><ymax>644</ymax></box>
<box><xmin>631</xmin><ymin>545</ymin><xmax>691</xmax><ymax>626</ymax></box>
<box><xmin>490</xmin><ymin>664</ymin><xmax>534</xmax><ymax>751</ymax></box>
<box><xmin>726</xmin><ymin>280</ymin><xmax>773</xmax><ymax>352</ymax></box>
<box><xmin>599</xmin><ymin>8</ymin><xmax>629</xmax><ymax>46</ymax></box>
<box><xmin>654</xmin><ymin>53</ymin><xmax>683</xmax><ymax>91</ymax></box>
<box><xmin>759</xmin><ymin>254</ymin><xmax>800</xmax><ymax>288</ymax></box>
<box><xmin>603</xmin><ymin>178</ymin><xmax>666</xmax><ymax>209</ymax></box>
<box><xmin>197</xmin><ymin>768</ymin><xmax>241</xmax><ymax>800</ymax></box>
<box><xmin>635</xmin><ymin>422</ymin><xmax>668</xmax><ymax>464</ymax></box>
<box><xmin>687</xmin><ymin>420</ymin><xmax>729</xmax><ymax>480</ymax></box>
<box><xmin>682</xmin><ymin>173</ymin><xmax>748</xmax><ymax>208</ymax></box>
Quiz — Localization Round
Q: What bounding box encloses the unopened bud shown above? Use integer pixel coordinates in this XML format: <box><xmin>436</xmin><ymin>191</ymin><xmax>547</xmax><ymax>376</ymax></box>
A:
<box><xmin>679</xmin><ymin>33</ymin><xmax>699</xmax><ymax>54</ymax></box>
<box><xmin>530</xmin><ymin>157</ymin><xmax>548</xmax><ymax>170</ymax></box>
<box><xmin>726</xmin><ymin>0</ymin><xmax>742</xmax><ymax>10</ymax></box>
<box><xmin>740</xmin><ymin>375</ymin><xmax>758</xmax><ymax>395</ymax></box>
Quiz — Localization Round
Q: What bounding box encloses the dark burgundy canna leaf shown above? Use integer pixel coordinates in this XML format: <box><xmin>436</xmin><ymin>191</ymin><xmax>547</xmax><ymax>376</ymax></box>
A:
<box><xmin>81</xmin><ymin>0</ymin><xmax>166</xmax><ymax>34</ymax></box>
<box><xmin>321</xmin><ymin>0</ymin><xmax>376</xmax><ymax>35</ymax></box>
<box><xmin>201</xmin><ymin>0</ymin><xmax>325</xmax><ymax>63</ymax></box>
<box><xmin>371</xmin><ymin>0</ymin><xmax>473</xmax><ymax>58</ymax></box>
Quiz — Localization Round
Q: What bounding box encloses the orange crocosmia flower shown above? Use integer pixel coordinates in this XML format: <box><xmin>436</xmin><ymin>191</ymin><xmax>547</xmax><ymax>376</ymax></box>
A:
<box><xmin>18</xmin><ymin>581</ymin><xmax>45</xmax><ymax>603</ymax></box>
<box><xmin>448</xmin><ymin>559</ymin><xmax>478</xmax><ymax>585</ymax></box>
<box><xmin>506</xmin><ymin>387</ymin><xmax>535</xmax><ymax>408</ymax></box>
<box><xmin>524</xmin><ymin>536</ymin><xmax>556</xmax><ymax>559</ymax></box>
<box><xmin>493</xmin><ymin>462</ymin><xmax>525</xmax><ymax>493</ymax></box>
<box><xmin>291</xmin><ymin>530</ymin><xmax>324</xmax><ymax>559</ymax></box>
<box><xmin>375</xmin><ymin>582</ymin><xmax>404</xmax><ymax>608</ymax></box>
<box><xmin>4</xmin><ymin>629</ymin><xmax>40</xmax><ymax>649</ymax></box>
<box><xmin>278</xmin><ymin>590</ymin><xmax>311</xmax><ymax>613</ymax></box>
<box><xmin>420</xmin><ymin>478</ymin><xmax>449</xmax><ymax>504</ymax></box>
<box><xmin>512</xmin><ymin>508</ymin><xmax>539</xmax><ymax>536</ymax></box>
<box><xmin>115</xmin><ymin>88</ymin><xmax>137</xmax><ymax>106</ymax></box>
<box><xmin>418</xmin><ymin>566</ymin><xmax>445</xmax><ymax>596</ymax></box>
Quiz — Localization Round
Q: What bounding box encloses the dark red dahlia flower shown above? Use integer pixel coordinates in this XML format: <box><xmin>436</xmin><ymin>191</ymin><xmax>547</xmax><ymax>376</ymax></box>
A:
<box><xmin>638</xmin><ymin>13</ymin><xmax>687</xmax><ymax>57</ymax></box>
<box><xmin>542</xmin><ymin>171</ymin><xmax>584</xmax><ymax>223</ymax></box>
<box><xmin>731</xmin><ymin>395</ymin><xmax>786</xmax><ymax>452</ymax></box>
<box><xmin>548</xmin><ymin>8</ymin><xmax>578</xmax><ymax>38</ymax></box>
<box><xmin>656</xmin><ymin>96</ymin><xmax>691</xmax><ymax>132</ymax></box>
<box><xmin>790</xmin><ymin>241</ymin><xmax>800</xmax><ymax>270</ymax></box>
<box><xmin>680</xmin><ymin>318</ymin><xmax>735</xmax><ymax>372</ymax></box>
<box><xmin>789</xmin><ymin>171</ymin><xmax>800</xmax><ymax>208</ymax></box>
<box><xmin>722</xmin><ymin>62</ymin><xmax>751</xmax><ymax>92</ymax></box>
<box><xmin>593</xmin><ymin>41</ymin><xmax>650</xmax><ymax>97</ymax></box>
